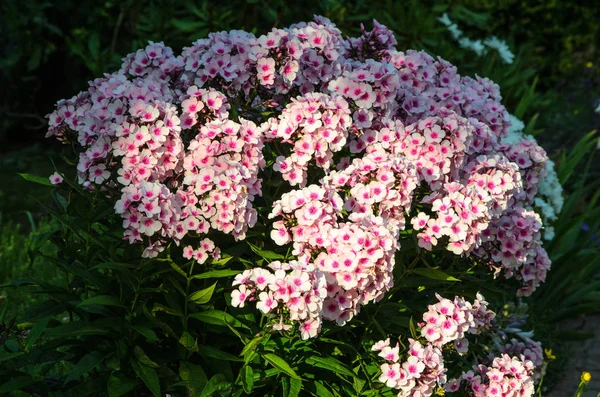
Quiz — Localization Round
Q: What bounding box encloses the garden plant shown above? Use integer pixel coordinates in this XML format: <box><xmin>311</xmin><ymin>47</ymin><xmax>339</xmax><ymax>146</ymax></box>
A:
<box><xmin>0</xmin><ymin>13</ymin><xmax>599</xmax><ymax>397</ymax></box>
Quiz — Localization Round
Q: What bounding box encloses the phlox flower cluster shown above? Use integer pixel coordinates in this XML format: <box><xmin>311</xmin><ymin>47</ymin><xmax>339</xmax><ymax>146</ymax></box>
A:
<box><xmin>46</xmin><ymin>41</ymin><xmax>270</xmax><ymax>258</ymax></box>
<box><xmin>374</xmin><ymin>338</ymin><xmax>447</xmax><ymax>397</ymax></box>
<box><xmin>421</xmin><ymin>293</ymin><xmax>495</xmax><ymax>353</ymax></box>
<box><xmin>372</xmin><ymin>293</ymin><xmax>495</xmax><ymax>397</ymax></box>
<box><xmin>267</xmin><ymin>92</ymin><xmax>352</xmax><ymax>186</ymax></box>
<box><xmin>326</xmin><ymin>60</ymin><xmax>401</xmax><ymax>131</ymax></box>
<box><xmin>497</xmin><ymin>137</ymin><xmax>548</xmax><ymax>203</ymax></box>
<box><xmin>179</xmin><ymin>16</ymin><xmax>346</xmax><ymax>96</ymax></box>
<box><xmin>445</xmin><ymin>354</ymin><xmax>535</xmax><ymax>397</ymax></box>
<box><xmin>324</xmin><ymin>143</ymin><xmax>419</xmax><ymax>232</ymax></box>
<box><xmin>500</xmin><ymin>338</ymin><xmax>544</xmax><ymax>381</ymax></box>
<box><xmin>231</xmin><ymin>185</ymin><xmax>398</xmax><ymax>334</ymax></box>
<box><xmin>477</xmin><ymin>206</ymin><xmax>551</xmax><ymax>296</ymax></box>
<box><xmin>385</xmin><ymin>50</ymin><xmax>511</xmax><ymax>139</ymax></box>
<box><xmin>44</xmin><ymin>17</ymin><xmax>557</xmax><ymax>345</ymax></box>
<box><xmin>344</xmin><ymin>20</ymin><xmax>398</xmax><ymax>61</ymax></box>
<box><xmin>120</xmin><ymin>41</ymin><xmax>183</xmax><ymax>77</ymax></box>
<box><xmin>349</xmin><ymin>111</ymin><xmax>522</xmax><ymax>257</ymax></box>
<box><xmin>479</xmin><ymin>300</ymin><xmax>548</xmax><ymax>382</ymax></box>
<box><xmin>47</xmin><ymin>62</ymin><xmax>191</xmax><ymax>258</ymax></box>
<box><xmin>231</xmin><ymin>260</ymin><xmax>327</xmax><ymax>340</ymax></box>
<box><xmin>180</xmin><ymin>86</ymin><xmax>265</xmax><ymax>240</ymax></box>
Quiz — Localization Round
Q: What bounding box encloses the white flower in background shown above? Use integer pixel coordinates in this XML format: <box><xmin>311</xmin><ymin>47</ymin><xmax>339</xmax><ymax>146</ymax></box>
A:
<box><xmin>438</xmin><ymin>13</ymin><xmax>515</xmax><ymax>65</ymax></box>
<box><xmin>438</xmin><ymin>13</ymin><xmax>452</xmax><ymax>26</ymax></box>
<box><xmin>483</xmin><ymin>36</ymin><xmax>515</xmax><ymax>64</ymax></box>
<box><xmin>458</xmin><ymin>37</ymin><xmax>485</xmax><ymax>56</ymax></box>
<box><xmin>503</xmin><ymin>115</ymin><xmax>564</xmax><ymax>240</ymax></box>
<box><xmin>543</xmin><ymin>226</ymin><xmax>555</xmax><ymax>241</ymax></box>
<box><xmin>537</xmin><ymin>159</ymin><xmax>564</xmax><ymax>219</ymax></box>
<box><xmin>508</xmin><ymin>114</ymin><xmax>525</xmax><ymax>135</ymax></box>
<box><xmin>448</xmin><ymin>24</ymin><xmax>463</xmax><ymax>40</ymax></box>
<box><xmin>438</xmin><ymin>13</ymin><xmax>463</xmax><ymax>39</ymax></box>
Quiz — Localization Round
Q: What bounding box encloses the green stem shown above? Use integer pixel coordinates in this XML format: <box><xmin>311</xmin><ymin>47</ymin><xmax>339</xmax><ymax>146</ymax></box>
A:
<box><xmin>184</xmin><ymin>260</ymin><xmax>197</xmax><ymax>332</ymax></box>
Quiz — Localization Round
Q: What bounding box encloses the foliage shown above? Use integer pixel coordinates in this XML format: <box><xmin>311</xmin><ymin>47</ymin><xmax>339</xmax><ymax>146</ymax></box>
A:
<box><xmin>0</xmin><ymin>144</ymin><xmax>65</xmax><ymax>223</ymax></box>
<box><xmin>0</xmin><ymin>217</ymin><xmax>62</xmax><ymax>320</ymax></box>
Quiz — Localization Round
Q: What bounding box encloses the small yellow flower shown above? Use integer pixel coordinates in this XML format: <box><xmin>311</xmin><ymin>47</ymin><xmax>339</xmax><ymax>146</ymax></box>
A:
<box><xmin>573</xmin><ymin>109</ymin><xmax>580</xmax><ymax>115</ymax></box>
<box><xmin>586</xmin><ymin>62</ymin><xmax>594</xmax><ymax>68</ymax></box>
<box><xmin>581</xmin><ymin>372</ymin><xmax>592</xmax><ymax>383</ymax></box>
<box><xmin>544</xmin><ymin>348</ymin><xmax>556</xmax><ymax>360</ymax></box>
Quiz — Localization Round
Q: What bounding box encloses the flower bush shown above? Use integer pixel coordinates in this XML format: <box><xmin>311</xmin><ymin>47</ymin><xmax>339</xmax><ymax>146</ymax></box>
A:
<box><xmin>2</xmin><ymin>16</ymin><xmax>563</xmax><ymax>396</ymax></box>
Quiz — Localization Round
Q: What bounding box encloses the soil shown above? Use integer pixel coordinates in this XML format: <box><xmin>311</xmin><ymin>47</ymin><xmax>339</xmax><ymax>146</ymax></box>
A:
<box><xmin>545</xmin><ymin>314</ymin><xmax>600</xmax><ymax>397</ymax></box>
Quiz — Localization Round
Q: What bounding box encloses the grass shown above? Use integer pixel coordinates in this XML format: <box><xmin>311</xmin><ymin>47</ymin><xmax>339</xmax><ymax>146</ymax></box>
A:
<box><xmin>0</xmin><ymin>216</ymin><xmax>64</xmax><ymax>321</ymax></box>
<box><xmin>0</xmin><ymin>143</ymin><xmax>64</xmax><ymax>225</ymax></box>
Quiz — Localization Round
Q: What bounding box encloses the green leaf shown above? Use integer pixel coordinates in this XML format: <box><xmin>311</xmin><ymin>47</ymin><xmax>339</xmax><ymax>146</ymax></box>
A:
<box><xmin>312</xmin><ymin>380</ymin><xmax>335</xmax><ymax>397</ymax></box>
<box><xmin>410</xmin><ymin>268</ymin><xmax>460</xmax><ymax>281</ymax></box>
<box><xmin>171</xmin><ymin>19</ymin><xmax>206</xmax><ymax>32</ymax></box>
<box><xmin>200</xmin><ymin>374</ymin><xmax>230</xmax><ymax>397</ymax></box>
<box><xmin>27</xmin><ymin>46</ymin><xmax>42</xmax><ymax>71</ymax></box>
<box><xmin>353</xmin><ymin>375</ymin><xmax>366</xmax><ymax>394</ymax></box>
<box><xmin>143</xmin><ymin>303</ymin><xmax>177</xmax><ymax>339</ymax></box>
<box><xmin>64</xmin><ymin>351</ymin><xmax>103</xmax><ymax>385</ymax></box>
<box><xmin>134</xmin><ymin>346</ymin><xmax>160</xmax><ymax>368</ymax></box>
<box><xmin>51</xmin><ymin>189</ymin><xmax>69</xmax><ymax>212</ymax></box>
<box><xmin>18</xmin><ymin>173</ymin><xmax>53</xmax><ymax>186</ymax></box>
<box><xmin>240</xmin><ymin>335</ymin><xmax>265</xmax><ymax>359</ymax></box>
<box><xmin>241</xmin><ymin>365</ymin><xmax>254</xmax><ymax>393</ymax></box>
<box><xmin>192</xmin><ymin>269</ymin><xmax>241</xmax><ymax>279</ymax></box>
<box><xmin>152</xmin><ymin>303</ymin><xmax>183</xmax><ymax>316</ymax></box>
<box><xmin>107</xmin><ymin>374</ymin><xmax>137</xmax><ymax>397</ymax></box>
<box><xmin>262</xmin><ymin>353</ymin><xmax>301</xmax><ymax>380</ymax></box>
<box><xmin>409</xmin><ymin>316</ymin><xmax>417</xmax><ymax>339</ymax></box>
<box><xmin>0</xmin><ymin>376</ymin><xmax>36</xmax><ymax>393</ymax></box>
<box><xmin>37</xmin><ymin>201</ymin><xmax>108</xmax><ymax>249</ymax></box>
<box><xmin>0</xmin><ymin>279</ymin><xmax>37</xmax><ymax>288</ymax></box>
<box><xmin>131</xmin><ymin>325</ymin><xmax>159</xmax><ymax>342</ymax></box>
<box><xmin>189</xmin><ymin>310</ymin><xmax>245</xmax><ymax>328</ymax></box>
<box><xmin>289</xmin><ymin>377</ymin><xmax>302</xmax><ymax>397</ymax></box>
<box><xmin>131</xmin><ymin>359</ymin><xmax>161</xmax><ymax>397</ymax></box>
<box><xmin>78</xmin><ymin>295</ymin><xmax>123</xmax><ymax>308</ymax></box>
<box><xmin>0</xmin><ymin>351</ymin><xmax>24</xmax><ymax>362</ymax></box>
<box><xmin>168</xmin><ymin>260</ymin><xmax>187</xmax><ymax>277</ymax></box>
<box><xmin>198</xmin><ymin>345</ymin><xmax>243</xmax><ymax>362</ymax></box>
<box><xmin>248</xmin><ymin>242</ymin><xmax>285</xmax><ymax>259</ymax></box>
<box><xmin>88</xmin><ymin>33</ymin><xmax>100</xmax><ymax>59</ymax></box>
<box><xmin>305</xmin><ymin>356</ymin><xmax>355</xmax><ymax>378</ymax></box>
<box><xmin>45</xmin><ymin>321</ymin><xmax>113</xmax><ymax>337</ymax></box>
<box><xmin>179</xmin><ymin>361</ymin><xmax>207</xmax><ymax>395</ymax></box>
<box><xmin>91</xmin><ymin>262</ymin><xmax>138</xmax><ymax>270</ymax></box>
<box><xmin>189</xmin><ymin>282</ymin><xmax>217</xmax><ymax>304</ymax></box>
<box><xmin>210</xmin><ymin>256</ymin><xmax>234</xmax><ymax>266</ymax></box>
<box><xmin>24</xmin><ymin>317</ymin><xmax>49</xmax><ymax>352</ymax></box>
<box><xmin>179</xmin><ymin>332</ymin><xmax>198</xmax><ymax>352</ymax></box>
<box><xmin>0</xmin><ymin>298</ymin><xmax>8</xmax><ymax>323</ymax></box>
